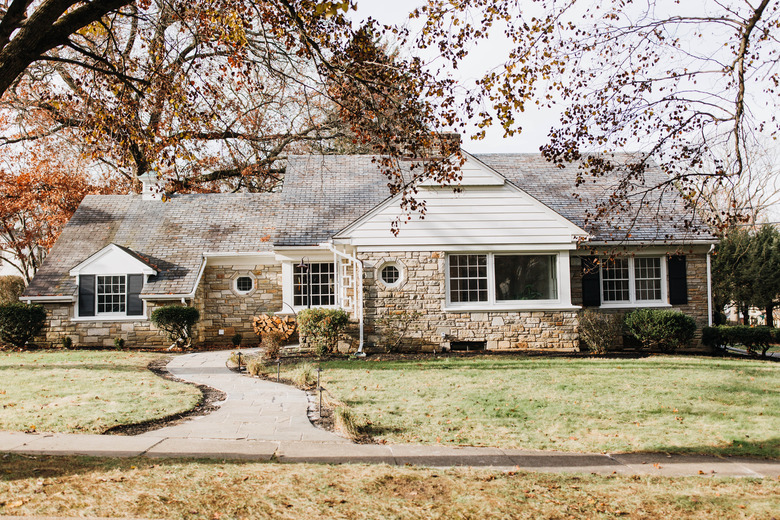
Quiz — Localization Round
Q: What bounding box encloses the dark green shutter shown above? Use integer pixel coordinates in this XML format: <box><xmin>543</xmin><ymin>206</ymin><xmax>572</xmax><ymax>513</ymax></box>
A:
<box><xmin>127</xmin><ymin>274</ymin><xmax>144</xmax><ymax>316</ymax></box>
<box><xmin>581</xmin><ymin>256</ymin><xmax>601</xmax><ymax>307</ymax></box>
<box><xmin>668</xmin><ymin>255</ymin><xmax>688</xmax><ymax>305</ymax></box>
<box><xmin>78</xmin><ymin>275</ymin><xmax>95</xmax><ymax>317</ymax></box>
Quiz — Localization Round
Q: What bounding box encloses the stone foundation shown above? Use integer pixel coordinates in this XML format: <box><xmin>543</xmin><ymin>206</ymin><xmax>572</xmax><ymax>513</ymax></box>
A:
<box><xmin>360</xmin><ymin>251</ymin><xmax>579</xmax><ymax>351</ymax></box>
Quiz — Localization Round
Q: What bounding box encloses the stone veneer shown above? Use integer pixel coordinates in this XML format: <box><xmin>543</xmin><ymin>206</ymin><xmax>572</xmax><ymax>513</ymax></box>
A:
<box><xmin>569</xmin><ymin>252</ymin><xmax>710</xmax><ymax>349</ymax></box>
<box><xmin>34</xmin><ymin>300</ymin><xmax>172</xmax><ymax>348</ymax></box>
<box><xmin>360</xmin><ymin>251</ymin><xmax>579</xmax><ymax>351</ymax></box>
<box><xmin>194</xmin><ymin>264</ymin><xmax>282</xmax><ymax>346</ymax></box>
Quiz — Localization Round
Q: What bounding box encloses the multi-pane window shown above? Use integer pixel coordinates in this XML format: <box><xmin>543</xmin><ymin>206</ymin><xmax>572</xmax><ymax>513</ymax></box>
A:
<box><xmin>236</xmin><ymin>276</ymin><xmax>253</xmax><ymax>293</ymax></box>
<box><xmin>449</xmin><ymin>254</ymin><xmax>489</xmax><ymax>303</ymax></box>
<box><xmin>602</xmin><ymin>258</ymin><xmax>630</xmax><ymax>302</ymax></box>
<box><xmin>381</xmin><ymin>265</ymin><xmax>400</xmax><ymax>285</ymax></box>
<box><xmin>634</xmin><ymin>257</ymin><xmax>662</xmax><ymax>301</ymax></box>
<box><xmin>495</xmin><ymin>254</ymin><xmax>558</xmax><ymax>300</ymax></box>
<box><xmin>97</xmin><ymin>275</ymin><xmax>126</xmax><ymax>314</ymax></box>
<box><xmin>600</xmin><ymin>257</ymin><xmax>664</xmax><ymax>304</ymax></box>
<box><xmin>294</xmin><ymin>262</ymin><xmax>336</xmax><ymax>306</ymax></box>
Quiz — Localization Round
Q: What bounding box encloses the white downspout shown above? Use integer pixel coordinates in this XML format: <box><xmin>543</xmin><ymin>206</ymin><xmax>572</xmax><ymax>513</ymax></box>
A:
<box><xmin>706</xmin><ymin>244</ymin><xmax>714</xmax><ymax>327</ymax></box>
<box><xmin>326</xmin><ymin>243</ymin><xmax>365</xmax><ymax>355</ymax></box>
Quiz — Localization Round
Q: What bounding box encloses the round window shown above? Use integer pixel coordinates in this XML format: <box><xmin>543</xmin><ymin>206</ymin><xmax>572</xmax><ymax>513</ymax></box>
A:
<box><xmin>236</xmin><ymin>276</ymin><xmax>253</xmax><ymax>292</ymax></box>
<box><xmin>381</xmin><ymin>265</ymin><xmax>400</xmax><ymax>285</ymax></box>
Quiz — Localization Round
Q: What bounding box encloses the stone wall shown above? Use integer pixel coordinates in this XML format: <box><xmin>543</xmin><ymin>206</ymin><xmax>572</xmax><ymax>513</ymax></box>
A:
<box><xmin>195</xmin><ymin>264</ymin><xmax>282</xmax><ymax>346</ymax></box>
<box><xmin>360</xmin><ymin>251</ymin><xmax>579</xmax><ymax>351</ymax></box>
<box><xmin>570</xmin><ymin>252</ymin><xmax>710</xmax><ymax>349</ymax></box>
<box><xmin>33</xmin><ymin>300</ymin><xmax>171</xmax><ymax>349</ymax></box>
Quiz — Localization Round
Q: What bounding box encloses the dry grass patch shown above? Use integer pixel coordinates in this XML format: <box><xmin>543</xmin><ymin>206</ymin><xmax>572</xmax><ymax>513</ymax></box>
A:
<box><xmin>0</xmin><ymin>350</ymin><xmax>201</xmax><ymax>433</ymax></box>
<box><xmin>0</xmin><ymin>455</ymin><xmax>777</xmax><ymax>519</ymax></box>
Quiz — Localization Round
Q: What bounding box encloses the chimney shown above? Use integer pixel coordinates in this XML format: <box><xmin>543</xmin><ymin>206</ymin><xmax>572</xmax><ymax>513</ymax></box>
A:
<box><xmin>137</xmin><ymin>173</ymin><xmax>163</xmax><ymax>201</ymax></box>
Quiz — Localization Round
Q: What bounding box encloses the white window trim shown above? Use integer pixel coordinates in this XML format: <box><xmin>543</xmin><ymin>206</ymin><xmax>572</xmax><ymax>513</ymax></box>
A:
<box><xmin>232</xmin><ymin>272</ymin><xmax>257</xmax><ymax>297</ymax></box>
<box><xmin>444</xmin><ymin>251</ymin><xmax>576</xmax><ymax>312</ymax></box>
<box><xmin>74</xmin><ymin>273</ymin><xmax>148</xmax><ymax>321</ymax></box>
<box><xmin>281</xmin><ymin>261</ymin><xmax>339</xmax><ymax>312</ymax></box>
<box><xmin>378</xmin><ymin>261</ymin><xmax>404</xmax><ymax>289</ymax></box>
<box><xmin>599</xmin><ymin>256</ymin><xmax>671</xmax><ymax>309</ymax></box>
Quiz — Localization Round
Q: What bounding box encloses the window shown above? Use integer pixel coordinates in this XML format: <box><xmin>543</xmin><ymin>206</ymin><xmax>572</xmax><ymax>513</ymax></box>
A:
<box><xmin>601</xmin><ymin>257</ymin><xmax>664</xmax><ymax>304</ymax></box>
<box><xmin>294</xmin><ymin>262</ymin><xmax>335</xmax><ymax>306</ymax></box>
<box><xmin>381</xmin><ymin>265</ymin><xmax>400</xmax><ymax>285</ymax></box>
<box><xmin>449</xmin><ymin>254</ymin><xmax>488</xmax><ymax>303</ymax></box>
<box><xmin>97</xmin><ymin>275</ymin><xmax>126</xmax><ymax>314</ymax></box>
<box><xmin>236</xmin><ymin>276</ymin><xmax>253</xmax><ymax>293</ymax></box>
<box><xmin>447</xmin><ymin>253</ymin><xmax>559</xmax><ymax>306</ymax></box>
<box><xmin>495</xmin><ymin>254</ymin><xmax>557</xmax><ymax>300</ymax></box>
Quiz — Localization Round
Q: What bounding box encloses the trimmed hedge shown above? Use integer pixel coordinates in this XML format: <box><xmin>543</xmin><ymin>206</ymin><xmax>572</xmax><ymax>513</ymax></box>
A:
<box><xmin>297</xmin><ymin>308</ymin><xmax>350</xmax><ymax>356</ymax></box>
<box><xmin>0</xmin><ymin>302</ymin><xmax>46</xmax><ymax>348</ymax></box>
<box><xmin>702</xmin><ymin>325</ymin><xmax>778</xmax><ymax>357</ymax></box>
<box><xmin>151</xmin><ymin>305</ymin><xmax>200</xmax><ymax>349</ymax></box>
<box><xmin>624</xmin><ymin>308</ymin><xmax>696</xmax><ymax>352</ymax></box>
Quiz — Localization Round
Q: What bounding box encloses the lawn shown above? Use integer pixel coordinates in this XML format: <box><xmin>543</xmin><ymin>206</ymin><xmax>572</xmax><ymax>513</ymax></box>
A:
<box><xmin>0</xmin><ymin>455</ymin><xmax>777</xmax><ymax>519</ymax></box>
<box><xmin>0</xmin><ymin>350</ymin><xmax>201</xmax><ymax>433</ymax></box>
<box><xmin>299</xmin><ymin>355</ymin><xmax>780</xmax><ymax>458</ymax></box>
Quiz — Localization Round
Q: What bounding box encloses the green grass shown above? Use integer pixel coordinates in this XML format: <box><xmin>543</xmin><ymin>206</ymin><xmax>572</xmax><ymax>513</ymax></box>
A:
<box><xmin>0</xmin><ymin>350</ymin><xmax>201</xmax><ymax>433</ymax></box>
<box><xmin>296</xmin><ymin>355</ymin><xmax>780</xmax><ymax>458</ymax></box>
<box><xmin>0</xmin><ymin>455</ymin><xmax>777</xmax><ymax>519</ymax></box>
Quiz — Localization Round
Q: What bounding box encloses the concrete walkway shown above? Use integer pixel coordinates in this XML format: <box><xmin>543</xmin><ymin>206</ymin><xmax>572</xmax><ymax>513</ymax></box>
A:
<box><xmin>0</xmin><ymin>349</ymin><xmax>778</xmax><ymax>477</ymax></box>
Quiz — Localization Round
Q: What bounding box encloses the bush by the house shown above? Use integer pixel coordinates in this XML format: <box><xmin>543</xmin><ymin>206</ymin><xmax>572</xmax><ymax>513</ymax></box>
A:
<box><xmin>702</xmin><ymin>325</ymin><xmax>776</xmax><ymax>357</ymax></box>
<box><xmin>261</xmin><ymin>330</ymin><xmax>283</xmax><ymax>361</ymax></box>
<box><xmin>0</xmin><ymin>302</ymin><xmax>46</xmax><ymax>349</ymax></box>
<box><xmin>624</xmin><ymin>308</ymin><xmax>696</xmax><ymax>352</ymax></box>
<box><xmin>61</xmin><ymin>336</ymin><xmax>73</xmax><ymax>349</ymax></box>
<box><xmin>0</xmin><ymin>276</ymin><xmax>25</xmax><ymax>304</ymax></box>
<box><xmin>578</xmin><ymin>310</ymin><xmax>624</xmax><ymax>354</ymax></box>
<box><xmin>150</xmin><ymin>305</ymin><xmax>200</xmax><ymax>349</ymax></box>
<box><xmin>231</xmin><ymin>333</ymin><xmax>242</xmax><ymax>347</ymax></box>
<box><xmin>297</xmin><ymin>308</ymin><xmax>350</xmax><ymax>356</ymax></box>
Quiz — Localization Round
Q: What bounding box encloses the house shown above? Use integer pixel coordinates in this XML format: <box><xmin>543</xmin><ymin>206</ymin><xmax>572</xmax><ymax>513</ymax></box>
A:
<box><xmin>22</xmin><ymin>151</ymin><xmax>717</xmax><ymax>350</ymax></box>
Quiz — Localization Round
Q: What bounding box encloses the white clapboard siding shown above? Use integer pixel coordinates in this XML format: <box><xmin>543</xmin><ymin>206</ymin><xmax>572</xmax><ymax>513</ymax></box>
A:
<box><xmin>338</xmin><ymin>186</ymin><xmax>585</xmax><ymax>248</ymax></box>
<box><xmin>418</xmin><ymin>156</ymin><xmax>505</xmax><ymax>186</ymax></box>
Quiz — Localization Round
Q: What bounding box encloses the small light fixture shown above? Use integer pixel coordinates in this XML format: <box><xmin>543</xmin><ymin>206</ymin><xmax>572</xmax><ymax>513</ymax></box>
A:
<box><xmin>298</xmin><ymin>257</ymin><xmax>311</xmax><ymax>309</ymax></box>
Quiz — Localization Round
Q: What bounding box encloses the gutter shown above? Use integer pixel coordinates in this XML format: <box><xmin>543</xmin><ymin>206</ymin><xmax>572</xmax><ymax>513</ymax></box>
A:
<box><xmin>323</xmin><ymin>242</ymin><xmax>365</xmax><ymax>356</ymax></box>
<box><xmin>707</xmin><ymin>244</ymin><xmax>715</xmax><ymax>327</ymax></box>
<box><xmin>22</xmin><ymin>296</ymin><xmax>76</xmax><ymax>303</ymax></box>
<box><xmin>585</xmin><ymin>239</ymin><xmax>719</xmax><ymax>247</ymax></box>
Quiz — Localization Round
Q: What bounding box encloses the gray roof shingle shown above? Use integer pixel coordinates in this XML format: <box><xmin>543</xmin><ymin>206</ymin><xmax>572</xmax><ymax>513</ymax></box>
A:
<box><xmin>24</xmin><ymin>152</ymin><xmax>714</xmax><ymax>298</ymax></box>
<box><xmin>25</xmin><ymin>193</ymin><xmax>278</xmax><ymax>298</ymax></box>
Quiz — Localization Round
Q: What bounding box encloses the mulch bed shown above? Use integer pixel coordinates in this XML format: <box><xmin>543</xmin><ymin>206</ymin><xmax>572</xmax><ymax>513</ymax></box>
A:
<box><xmin>103</xmin><ymin>356</ymin><xmax>227</xmax><ymax>436</ymax></box>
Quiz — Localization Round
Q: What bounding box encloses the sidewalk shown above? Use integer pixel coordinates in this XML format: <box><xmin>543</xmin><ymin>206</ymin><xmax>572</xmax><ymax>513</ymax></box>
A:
<box><xmin>0</xmin><ymin>349</ymin><xmax>777</xmax><ymax>477</ymax></box>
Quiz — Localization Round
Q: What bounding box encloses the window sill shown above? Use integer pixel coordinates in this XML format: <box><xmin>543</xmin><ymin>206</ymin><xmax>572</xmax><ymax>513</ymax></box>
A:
<box><xmin>70</xmin><ymin>316</ymin><xmax>147</xmax><ymax>322</ymax></box>
<box><xmin>598</xmin><ymin>302</ymin><xmax>672</xmax><ymax>310</ymax></box>
<box><xmin>443</xmin><ymin>304</ymin><xmax>580</xmax><ymax>313</ymax></box>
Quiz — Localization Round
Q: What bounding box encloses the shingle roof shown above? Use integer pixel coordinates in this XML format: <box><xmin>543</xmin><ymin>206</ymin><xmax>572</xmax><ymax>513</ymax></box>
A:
<box><xmin>24</xmin><ymin>193</ymin><xmax>278</xmax><ymax>298</ymax></box>
<box><xmin>476</xmin><ymin>154</ymin><xmax>716</xmax><ymax>242</ymax></box>
<box><xmin>275</xmin><ymin>155</ymin><xmax>391</xmax><ymax>246</ymax></box>
<box><xmin>24</xmin><ymin>152</ymin><xmax>714</xmax><ymax>298</ymax></box>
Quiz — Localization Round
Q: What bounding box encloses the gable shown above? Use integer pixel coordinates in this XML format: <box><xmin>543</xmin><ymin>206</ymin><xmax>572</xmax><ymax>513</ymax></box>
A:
<box><xmin>335</xmin><ymin>155</ymin><xmax>587</xmax><ymax>249</ymax></box>
<box><xmin>69</xmin><ymin>244</ymin><xmax>157</xmax><ymax>277</ymax></box>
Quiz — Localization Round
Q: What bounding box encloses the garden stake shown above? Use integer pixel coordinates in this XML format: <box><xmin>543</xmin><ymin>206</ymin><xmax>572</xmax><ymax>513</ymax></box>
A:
<box><xmin>317</xmin><ymin>366</ymin><xmax>323</xmax><ymax>415</ymax></box>
<box><xmin>237</xmin><ymin>351</ymin><xmax>242</xmax><ymax>371</ymax></box>
<box><xmin>276</xmin><ymin>358</ymin><xmax>281</xmax><ymax>382</ymax></box>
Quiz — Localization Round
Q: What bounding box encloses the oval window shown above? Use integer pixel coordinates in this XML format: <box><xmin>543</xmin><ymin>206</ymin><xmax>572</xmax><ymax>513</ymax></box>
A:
<box><xmin>381</xmin><ymin>265</ymin><xmax>400</xmax><ymax>285</ymax></box>
<box><xmin>236</xmin><ymin>276</ymin><xmax>253</xmax><ymax>292</ymax></box>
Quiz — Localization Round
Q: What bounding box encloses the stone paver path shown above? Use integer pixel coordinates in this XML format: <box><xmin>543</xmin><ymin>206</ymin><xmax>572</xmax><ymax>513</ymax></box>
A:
<box><xmin>142</xmin><ymin>350</ymin><xmax>347</xmax><ymax>443</ymax></box>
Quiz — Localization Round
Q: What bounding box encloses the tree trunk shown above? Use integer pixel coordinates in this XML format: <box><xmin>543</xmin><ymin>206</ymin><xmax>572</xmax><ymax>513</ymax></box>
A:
<box><xmin>742</xmin><ymin>304</ymin><xmax>750</xmax><ymax>325</ymax></box>
<box><xmin>766</xmin><ymin>303</ymin><xmax>775</xmax><ymax>328</ymax></box>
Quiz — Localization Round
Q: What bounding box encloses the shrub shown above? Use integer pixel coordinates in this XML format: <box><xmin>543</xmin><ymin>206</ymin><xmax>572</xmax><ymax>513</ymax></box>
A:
<box><xmin>113</xmin><ymin>337</ymin><xmax>125</xmax><ymax>349</ymax></box>
<box><xmin>0</xmin><ymin>302</ymin><xmax>46</xmax><ymax>348</ymax></box>
<box><xmin>289</xmin><ymin>362</ymin><xmax>317</xmax><ymax>388</ymax></box>
<box><xmin>702</xmin><ymin>325</ymin><xmax>776</xmax><ymax>357</ymax></box>
<box><xmin>0</xmin><ymin>276</ymin><xmax>25</xmax><ymax>304</ymax></box>
<box><xmin>333</xmin><ymin>405</ymin><xmax>368</xmax><ymax>439</ymax></box>
<box><xmin>150</xmin><ymin>305</ymin><xmax>200</xmax><ymax>349</ymax></box>
<box><xmin>578</xmin><ymin>310</ymin><xmax>623</xmax><ymax>354</ymax></box>
<box><xmin>297</xmin><ymin>308</ymin><xmax>350</xmax><ymax>356</ymax></box>
<box><xmin>231</xmin><ymin>333</ymin><xmax>242</xmax><ymax>347</ymax></box>
<box><xmin>261</xmin><ymin>330</ymin><xmax>283</xmax><ymax>361</ymax></box>
<box><xmin>61</xmin><ymin>336</ymin><xmax>73</xmax><ymax>349</ymax></box>
<box><xmin>624</xmin><ymin>308</ymin><xmax>696</xmax><ymax>352</ymax></box>
<box><xmin>246</xmin><ymin>356</ymin><xmax>271</xmax><ymax>376</ymax></box>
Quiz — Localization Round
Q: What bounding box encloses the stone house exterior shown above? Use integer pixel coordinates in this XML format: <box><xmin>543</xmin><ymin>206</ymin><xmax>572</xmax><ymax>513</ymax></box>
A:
<box><xmin>22</xmin><ymin>151</ymin><xmax>716</xmax><ymax>351</ymax></box>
